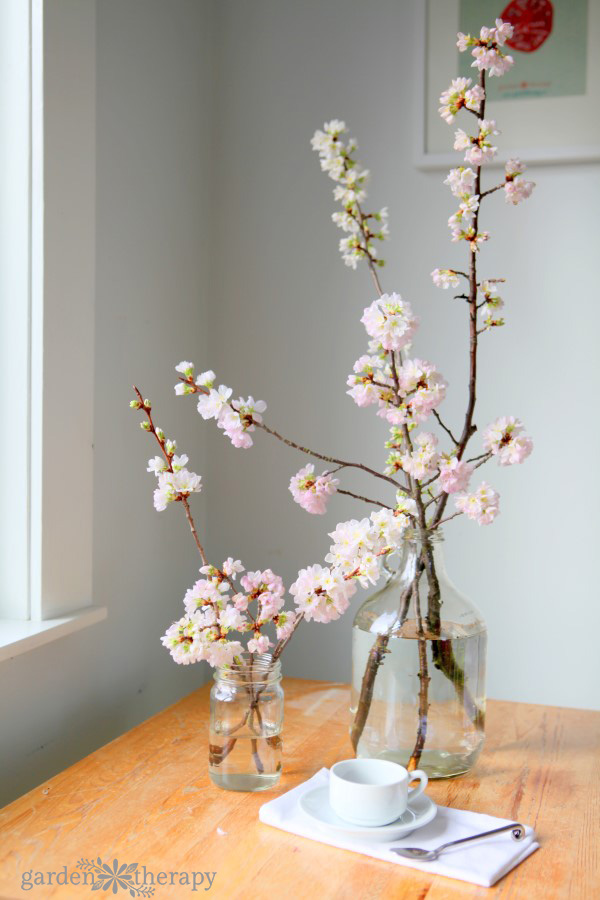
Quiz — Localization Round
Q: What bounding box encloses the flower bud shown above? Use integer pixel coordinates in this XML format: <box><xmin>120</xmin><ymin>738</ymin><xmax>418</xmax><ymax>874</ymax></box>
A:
<box><xmin>140</xmin><ymin>421</ymin><xmax>151</xmax><ymax>431</ymax></box>
<box><xmin>130</xmin><ymin>400</ymin><xmax>141</xmax><ymax>409</ymax></box>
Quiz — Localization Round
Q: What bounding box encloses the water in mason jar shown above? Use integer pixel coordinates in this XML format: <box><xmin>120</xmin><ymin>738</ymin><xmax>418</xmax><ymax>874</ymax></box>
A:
<box><xmin>351</xmin><ymin>620</ymin><xmax>486</xmax><ymax>778</ymax></box>
<box><xmin>209</xmin><ymin>729</ymin><xmax>282</xmax><ymax>791</ymax></box>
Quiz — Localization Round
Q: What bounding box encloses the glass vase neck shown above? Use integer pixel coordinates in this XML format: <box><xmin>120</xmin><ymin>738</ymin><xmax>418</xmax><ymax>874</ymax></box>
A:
<box><xmin>387</xmin><ymin>529</ymin><xmax>447</xmax><ymax>581</ymax></box>
<box><xmin>214</xmin><ymin>652</ymin><xmax>281</xmax><ymax>685</ymax></box>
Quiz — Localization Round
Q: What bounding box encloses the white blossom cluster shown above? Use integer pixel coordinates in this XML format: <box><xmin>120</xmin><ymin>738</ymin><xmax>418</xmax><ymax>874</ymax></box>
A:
<box><xmin>160</xmin><ymin>559</ymin><xmax>298</xmax><ymax>666</ymax></box>
<box><xmin>174</xmin><ymin>361</ymin><xmax>267</xmax><ymax>450</ymax></box>
<box><xmin>432</xmin><ymin>19</ymin><xmax>534</xmax><ymax>264</ymax></box>
<box><xmin>348</xmin><ymin>351</ymin><xmax>446</xmax><ymax>429</ymax></box>
<box><xmin>479</xmin><ymin>279</ymin><xmax>505</xmax><ymax>331</ymax></box>
<box><xmin>504</xmin><ymin>158</ymin><xmax>535</xmax><ymax>205</ymax></box>
<box><xmin>311</xmin><ymin>120</ymin><xmax>388</xmax><ymax>269</ymax></box>
<box><xmin>457</xmin><ymin>19</ymin><xmax>515</xmax><ymax>77</ymax></box>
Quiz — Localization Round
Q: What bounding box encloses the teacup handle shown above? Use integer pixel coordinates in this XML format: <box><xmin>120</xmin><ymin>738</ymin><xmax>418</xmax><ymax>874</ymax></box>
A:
<box><xmin>407</xmin><ymin>769</ymin><xmax>428</xmax><ymax>801</ymax></box>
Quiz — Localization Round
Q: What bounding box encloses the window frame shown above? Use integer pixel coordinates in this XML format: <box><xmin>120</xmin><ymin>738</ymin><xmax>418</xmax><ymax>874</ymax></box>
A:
<box><xmin>0</xmin><ymin>0</ymin><xmax>106</xmax><ymax>661</ymax></box>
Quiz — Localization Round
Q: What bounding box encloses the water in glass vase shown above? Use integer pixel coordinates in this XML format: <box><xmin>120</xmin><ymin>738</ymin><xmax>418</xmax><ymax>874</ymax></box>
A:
<box><xmin>352</xmin><ymin>621</ymin><xmax>486</xmax><ymax>777</ymax></box>
<box><xmin>209</xmin><ymin>652</ymin><xmax>284</xmax><ymax>792</ymax></box>
<box><xmin>209</xmin><ymin>729</ymin><xmax>282</xmax><ymax>791</ymax></box>
<box><xmin>350</xmin><ymin>534</ymin><xmax>487</xmax><ymax>778</ymax></box>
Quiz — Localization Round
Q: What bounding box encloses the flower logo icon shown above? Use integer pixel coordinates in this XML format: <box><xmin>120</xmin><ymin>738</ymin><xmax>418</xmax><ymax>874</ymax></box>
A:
<box><xmin>77</xmin><ymin>858</ymin><xmax>155</xmax><ymax>896</ymax></box>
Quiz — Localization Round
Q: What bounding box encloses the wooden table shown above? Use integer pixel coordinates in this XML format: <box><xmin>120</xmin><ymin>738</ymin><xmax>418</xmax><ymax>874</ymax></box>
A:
<box><xmin>1</xmin><ymin>678</ymin><xmax>599</xmax><ymax>899</ymax></box>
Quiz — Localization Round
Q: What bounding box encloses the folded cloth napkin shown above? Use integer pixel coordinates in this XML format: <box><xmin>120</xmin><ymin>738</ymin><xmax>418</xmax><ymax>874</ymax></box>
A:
<box><xmin>259</xmin><ymin>768</ymin><xmax>539</xmax><ymax>888</ymax></box>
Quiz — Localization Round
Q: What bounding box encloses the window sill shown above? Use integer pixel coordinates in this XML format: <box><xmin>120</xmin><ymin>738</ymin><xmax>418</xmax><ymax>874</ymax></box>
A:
<box><xmin>0</xmin><ymin>606</ymin><xmax>107</xmax><ymax>662</ymax></box>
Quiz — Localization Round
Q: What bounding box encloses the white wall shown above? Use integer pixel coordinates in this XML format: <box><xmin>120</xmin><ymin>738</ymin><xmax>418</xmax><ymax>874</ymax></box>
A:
<box><xmin>206</xmin><ymin>0</ymin><xmax>600</xmax><ymax>710</ymax></box>
<box><xmin>0</xmin><ymin>0</ymin><xmax>214</xmax><ymax>806</ymax></box>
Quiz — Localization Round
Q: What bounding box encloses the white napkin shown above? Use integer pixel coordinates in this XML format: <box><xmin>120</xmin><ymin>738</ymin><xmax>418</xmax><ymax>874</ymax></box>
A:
<box><xmin>259</xmin><ymin>768</ymin><xmax>539</xmax><ymax>888</ymax></box>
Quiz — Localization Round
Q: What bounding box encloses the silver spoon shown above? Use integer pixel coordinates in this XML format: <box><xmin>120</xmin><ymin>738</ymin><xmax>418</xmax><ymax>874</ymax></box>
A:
<box><xmin>391</xmin><ymin>823</ymin><xmax>525</xmax><ymax>861</ymax></box>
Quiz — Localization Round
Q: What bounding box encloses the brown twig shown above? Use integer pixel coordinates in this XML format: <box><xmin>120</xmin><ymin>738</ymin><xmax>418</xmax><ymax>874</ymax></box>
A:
<box><xmin>338</xmin><ymin>489</ymin><xmax>392</xmax><ymax>509</ymax></box>
<box><xmin>133</xmin><ymin>386</ymin><xmax>209</xmax><ymax>566</ymax></box>
<box><xmin>253</xmin><ymin>419</ymin><xmax>407</xmax><ymax>493</ymax></box>
<box><xmin>432</xmin><ymin>409</ymin><xmax>460</xmax><ymax>447</ymax></box>
<box><xmin>407</xmin><ymin>579</ymin><xmax>430</xmax><ymax>771</ymax></box>
<box><xmin>431</xmin><ymin>511</ymin><xmax>462</xmax><ymax>530</ymax></box>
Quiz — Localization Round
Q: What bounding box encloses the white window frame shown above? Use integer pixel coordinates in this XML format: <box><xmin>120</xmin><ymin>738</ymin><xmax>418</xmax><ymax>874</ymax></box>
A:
<box><xmin>0</xmin><ymin>0</ymin><xmax>105</xmax><ymax>661</ymax></box>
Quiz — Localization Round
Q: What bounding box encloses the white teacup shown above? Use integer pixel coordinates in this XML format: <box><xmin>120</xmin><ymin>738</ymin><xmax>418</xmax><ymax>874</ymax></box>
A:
<box><xmin>329</xmin><ymin>758</ymin><xmax>428</xmax><ymax>827</ymax></box>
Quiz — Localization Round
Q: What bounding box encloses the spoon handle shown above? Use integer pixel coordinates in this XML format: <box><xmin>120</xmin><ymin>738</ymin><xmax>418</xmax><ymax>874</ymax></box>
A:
<box><xmin>437</xmin><ymin>822</ymin><xmax>525</xmax><ymax>853</ymax></box>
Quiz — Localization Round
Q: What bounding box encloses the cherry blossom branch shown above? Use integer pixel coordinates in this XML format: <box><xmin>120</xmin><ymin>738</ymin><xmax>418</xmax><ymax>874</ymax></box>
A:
<box><xmin>180</xmin><ymin>378</ymin><xmax>408</xmax><ymax>495</ymax></box>
<box><xmin>432</xmin><ymin>409</ymin><xmax>460</xmax><ymax>446</ymax></box>
<box><xmin>431</xmin><ymin>511</ymin><xmax>462</xmax><ymax>529</ymax></box>
<box><xmin>479</xmin><ymin>183</ymin><xmax>504</xmax><ymax>199</ymax></box>
<box><xmin>273</xmin><ymin>611</ymin><xmax>305</xmax><ymax>660</ymax></box>
<box><xmin>431</xmin><ymin>68</ymin><xmax>486</xmax><ymax>529</ymax></box>
<box><xmin>467</xmin><ymin>451</ymin><xmax>489</xmax><ymax>463</ymax></box>
<box><xmin>338</xmin><ymin>489</ymin><xmax>392</xmax><ymax>509</ymax></box>
<box><xmin>407</xmin><ymin>579</ymin><xmax>429</xmax><ymax>771</ymax></box>
<box><xmin>350</xmin><ymin>192</ymin><xmax>384</xmax><ymax>294</ymax></box>
<box><xmin>252</xmin><ymin>419</ymin><xmax>408</xmax><ymax>493</ymax></box>
<box><xmin>181</xmin><ymin>497</ymin><xmax>209</xmax><ymax>567</ymax></box>
<box><xmin>472</xmin><ymin>451</ymin><xmax>492</xmax><ymax>470</ymax></box>
<box><xmin>133</xmin><ymin>386</ymin><xmax>209</xmax><ymax>566</ymax></box>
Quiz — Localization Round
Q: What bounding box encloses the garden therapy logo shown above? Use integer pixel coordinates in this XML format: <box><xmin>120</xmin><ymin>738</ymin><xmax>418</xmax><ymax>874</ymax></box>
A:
<box><xmin>78</xmin><ymin>859</ymin><xmax>154</xmax><ymax>896</ymax></box>
<box><xmin>20</xmin><ymin>858</ymin><xmax>217</xmax><ymax>893</ymax></box>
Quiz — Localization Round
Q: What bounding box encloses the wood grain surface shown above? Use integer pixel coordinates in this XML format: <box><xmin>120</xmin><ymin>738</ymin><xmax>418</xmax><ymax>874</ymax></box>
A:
<box><xmin>1</xmin><ymin>678</ymin><xmax>599</xmax><ymax>899</ymax></box>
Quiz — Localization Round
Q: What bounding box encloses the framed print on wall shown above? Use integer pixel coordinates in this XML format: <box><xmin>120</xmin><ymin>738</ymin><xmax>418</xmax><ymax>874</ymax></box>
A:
<box><xmin>415</xmin><ymin>0</ymin><xmax>600</xmax><ymax>168</ymax></box>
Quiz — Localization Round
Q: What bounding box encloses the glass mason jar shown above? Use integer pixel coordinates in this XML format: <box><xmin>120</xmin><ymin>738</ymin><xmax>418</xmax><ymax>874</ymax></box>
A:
<box><xmin>209</xmin><ymin>653</ymin><xmax>283</xmax><ymax>791</ymax></box>
<box><xmin>351</xmin><ymin>531</ymin><xmax>486</xmax><ymax>778</ymax></box>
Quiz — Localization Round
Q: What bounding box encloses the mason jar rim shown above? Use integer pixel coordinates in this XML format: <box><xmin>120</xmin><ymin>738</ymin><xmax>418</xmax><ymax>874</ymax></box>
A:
<box><xmin>214</xmin><ymin>652</ymin><xmax>281</xmax><ymax>684</ymax></box>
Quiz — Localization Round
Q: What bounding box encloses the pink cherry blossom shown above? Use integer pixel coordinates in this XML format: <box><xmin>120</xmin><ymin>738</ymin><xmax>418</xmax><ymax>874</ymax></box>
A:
<box><xmin>153</xmin><ymin>469</ymin><xmax>202</xmax><ymax>512</ymax></box>
<box><xmin>161</xmin><ymin>616</ymin><xmax>205</xmax><ymax>665</ymax></box>
<box><xmin>455</xmin><ymin>120</ymin><xmax>499</xmax><ymax>166</ymax></box>
<box><xmin>274</xmin><ymin>611</ymin><xmax>297</xmax><ymax>641</ymax></box>
<box><xmin>222</xmin><ymin>557</ymin><xmax>244</xmax><ymax>579</ymax></box>
<box><xmin>445</xmin><ymin>166</ymin><xmax>476</xmax><ymax>198</ymax></box>
<box><xmin>431</xmin><ymin>268</ymin><xmax>460</xmax><ymax>289</ymax></box>
<box><xmin>289</xmin><ymin>564</ymin><xmax>356</xmax><ymax>623</ymax></box>
<box><xmin>457</xmin><ymin>21</ymin><xmax>514</xmax><ymax>76</ymax></box>
<box><xmin>397</xmin><ymin>358</ymin><xmax>447</xmax><ymax>422</ymax></box>
<box><xmin>361</xmin><ymin>293</ymin><xmax>419</xmax><ymax>351</ymax></box>
<box><xmin>206</xmin><ymin>640</ymin><xmax>244</xmax><ymax>667</ymax></box>
<box><xmin>183</xmin><ymin>578</ymin><xmax>222</xmax><ymax>614</ymax></box>
<box><xmin>197</xmin><ymin>385</ymin><xmax>232</xmax><ymax>420</ymax></box>
<box><xmin>438</xmin><ymin>457</ymin><xmax>474</xmax><ymax>493</ymax></box>
<box><xmin>439</xmin><ymin>78</ymin><xmax>486</xmax><ymax>124</ymax></box>
<box><xmin>483</xmin><ymin>416</ymin><xmax>533</xmax><ymax>466</ymax></box>
<box><xmin>455</xmin><ymin>481</ymin><xmax>500</xmax><ymax>525</ymax></box>
<box><xmin>219</xmin><ymin>607</ymin><xmax>247</xmax><ymax>631</ymax></box>
<box><xmin>504</xmin><ymin>179</ymin><xmax>535</xmax><ymax>205</ymax></box>
<box><xmin>289</xmin><ymin>463</ymin><xmax>339</xmax><ymax>515</ymax></box>
<box><xmin>232</xmin><ymin>593</ymin><xmax>249</xmax><ymax>611</ymax></box>
<box><xmin>400</xmin><ymin>432</ymin><xmax>439</xmax><ymax>480</ymax></box>
<box><xmin>504</xmin><ymin>158</ymin><xmax>535</xmax><ymax>204</ymax></box>
<box><xmin>247</xmin><ymin>633</ymin><xmax>272</xmax><ymax>654</ymax></box>
<box><xmin>347</xmin><ymin>379</ymin><xmax>380</xmax><ymax>407</ymax></box>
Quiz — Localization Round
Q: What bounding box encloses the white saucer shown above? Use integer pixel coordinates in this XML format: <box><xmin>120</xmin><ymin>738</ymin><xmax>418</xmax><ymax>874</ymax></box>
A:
<box><xmin>299</xmin><ymin>786</ymin><xmax>437</xmax><ymax>842</ymax></box>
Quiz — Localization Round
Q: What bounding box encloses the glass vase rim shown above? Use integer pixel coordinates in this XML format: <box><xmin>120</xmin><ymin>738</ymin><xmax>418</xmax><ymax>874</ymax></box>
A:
<box><xmin>214</xmin><ymin>651</ymin><xmax>281</xmax><ymax>683</ymax></box>
<box><xmin>402</xmin><ymin>527</ymin><xmax>444</xmax><ymax>544</ymax></box>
